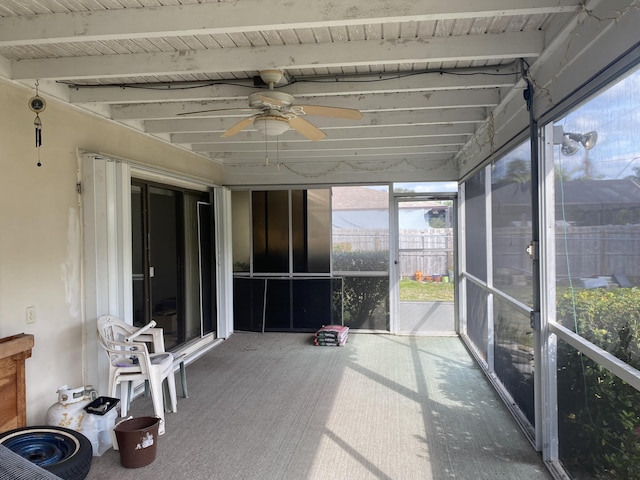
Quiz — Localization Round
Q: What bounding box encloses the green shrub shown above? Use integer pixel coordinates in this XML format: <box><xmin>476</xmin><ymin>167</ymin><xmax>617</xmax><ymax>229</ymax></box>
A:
<box><xmin>556</xmin><ymin>287</ymin><xmax>640</xmax><ymax>478</ymax></box>
<box><xmin>333</xmin><ymin>250</ymin><xmax>389</xmax><ymax>272</ymax></box>
<box><xmin>333</xmin><ymin>251</ymin><xmax>389</xmax><ymax>329</ymax></box>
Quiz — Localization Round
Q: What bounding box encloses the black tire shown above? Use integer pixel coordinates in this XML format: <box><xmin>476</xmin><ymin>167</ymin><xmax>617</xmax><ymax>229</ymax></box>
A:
<box><xmin>0</xmin><ymin>426</ymin><xmax>93</xmax><ymax>480</ymax></box>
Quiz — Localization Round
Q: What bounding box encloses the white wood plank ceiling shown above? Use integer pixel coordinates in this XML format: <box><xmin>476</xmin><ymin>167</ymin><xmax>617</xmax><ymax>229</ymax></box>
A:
<box><xmin>0</xmin><ymin>0</ymin><xmax>584</xmax><ymax>175</ymax></box>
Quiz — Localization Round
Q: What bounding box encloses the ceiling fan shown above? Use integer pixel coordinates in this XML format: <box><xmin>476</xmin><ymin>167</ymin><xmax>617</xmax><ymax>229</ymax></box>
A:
<box><xmin>178</xmin><ymin>70</ymin><xmax>362</xmax><ymax>141</ymax></box>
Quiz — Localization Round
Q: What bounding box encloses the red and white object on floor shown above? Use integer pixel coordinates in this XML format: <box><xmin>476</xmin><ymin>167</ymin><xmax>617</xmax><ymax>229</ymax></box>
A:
<box><xmin>314</xmin><ymin>325</ymin><xmax>349</xmax><ymax>346</ymax></box>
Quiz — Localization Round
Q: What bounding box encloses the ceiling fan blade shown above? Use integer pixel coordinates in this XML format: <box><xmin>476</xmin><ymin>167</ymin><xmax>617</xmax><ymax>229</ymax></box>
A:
<box><xmin>177</xmin><ymin>107</ymin><xmax>257</xmax><ymax>116</ymax></box>
<box><xmin>288</xmin><ymin>116</ymin><xmax>327</xmax><ymax>141</ymax></box>
<box><xmin>295</xmin><ymin>105</ymin><xmax>362</xmax><ymax>120</ymax></box>
<box><xmin>220</xmin><ymin>116</ymin><xmax>258</xmax><ymax>137</ymax></box>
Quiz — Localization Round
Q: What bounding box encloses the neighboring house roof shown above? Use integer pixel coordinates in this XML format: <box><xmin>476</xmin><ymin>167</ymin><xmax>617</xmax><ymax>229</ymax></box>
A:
<box><xmin>332</xmin><ymin>186</ymin><xmax>389</xmax><ymax>210</ymax></box>
<box><xmin>558</xmin><ymin>178</ymin><xmax>640</xmax><ymax>205</ymax></box>
<box><xmin>493</xmin><ymin>178</ymin><xmax>640</xmax><ymax>206</ymax></box>
<box><xmin>331</xmin><ymin>186</ymin><xmax>446</xmax><ymax>211</ymax></box>
<box><xmin>492</xmin><ymin>178</ymin><xmax>640</xmax><ymax>226</ymax></box>
<box><xmin>331</xmin><ymin>186</ymin><xmax>451</xmax><ymax>229</ymax></box>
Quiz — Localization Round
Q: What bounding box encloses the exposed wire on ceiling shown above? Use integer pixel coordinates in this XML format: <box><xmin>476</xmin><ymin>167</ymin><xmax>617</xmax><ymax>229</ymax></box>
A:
<box><xmin>56</xmin><ymin>64</ymin><xmax>519</xmax><ymax>91</ymax></box>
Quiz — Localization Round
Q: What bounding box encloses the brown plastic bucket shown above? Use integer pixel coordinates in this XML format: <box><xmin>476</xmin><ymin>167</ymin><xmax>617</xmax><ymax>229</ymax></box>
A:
<box><xmin>113</xmin><ymin>416</ymin><xmax>160</xmax><ymax>468</ymax></box>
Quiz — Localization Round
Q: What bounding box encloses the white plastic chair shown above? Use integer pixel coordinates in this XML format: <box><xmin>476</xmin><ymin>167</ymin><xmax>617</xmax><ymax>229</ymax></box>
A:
<box><xmin>96</xmin><ymin>315</ymin><xmax>177</xmax><ymax>435</ymax></box>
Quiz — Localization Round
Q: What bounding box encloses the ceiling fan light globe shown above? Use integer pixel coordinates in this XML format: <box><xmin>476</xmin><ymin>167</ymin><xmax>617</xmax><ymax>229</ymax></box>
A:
<box><xmin>254</xmin><ymin>116</ymin><xmax>290</xmax><ymax>136</ymax></box>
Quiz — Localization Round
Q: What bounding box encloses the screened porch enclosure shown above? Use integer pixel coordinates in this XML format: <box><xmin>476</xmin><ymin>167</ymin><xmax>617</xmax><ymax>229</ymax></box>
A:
<box><xmin>227</xmin><ymin>48</ymin><xmax>640</xmax><ymax>480</ymax></box>
<box><xmin>459</xmin><ymin>58</ymin><xmax>640</xmax><ymax>479</ymax></box>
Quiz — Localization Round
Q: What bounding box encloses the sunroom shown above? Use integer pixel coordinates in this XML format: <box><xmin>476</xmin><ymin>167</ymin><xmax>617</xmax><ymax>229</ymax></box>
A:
<box><xmin>1</xmin><ymin>2</ymin><xmax>640</xmax><ymax>479</ymax></box>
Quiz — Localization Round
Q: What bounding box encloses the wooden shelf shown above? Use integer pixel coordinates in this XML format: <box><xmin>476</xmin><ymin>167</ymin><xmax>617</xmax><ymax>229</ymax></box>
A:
<box><xmin>0</xmin><ymin>334</ymin><xmax>34</xmax><ymax>433</ymax></box>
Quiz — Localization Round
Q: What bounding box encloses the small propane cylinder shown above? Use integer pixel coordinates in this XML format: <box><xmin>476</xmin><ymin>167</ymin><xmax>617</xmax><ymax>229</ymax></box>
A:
<box><xmin>47</xmin><ymin>385</ymin><xmax>99</xmax><ymax>444</ymax></box>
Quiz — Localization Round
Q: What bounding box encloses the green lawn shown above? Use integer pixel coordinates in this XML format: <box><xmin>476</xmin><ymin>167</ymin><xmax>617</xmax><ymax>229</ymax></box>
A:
<box><xmin>400</xmin><ymin>279</ymin><xmax>454</xmax><ymax>302</ymax></box>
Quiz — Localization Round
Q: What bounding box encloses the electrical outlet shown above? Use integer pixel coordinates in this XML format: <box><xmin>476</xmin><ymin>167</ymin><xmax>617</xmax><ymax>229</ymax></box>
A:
<box><xmin>26</xmin><ymin>306</ymin><xmax>36</xmax><ymax>324</ymax></box>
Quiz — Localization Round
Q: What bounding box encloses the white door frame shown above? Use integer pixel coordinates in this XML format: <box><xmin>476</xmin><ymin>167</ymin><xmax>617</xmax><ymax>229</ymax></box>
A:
<box><xmin>391</xmin><ymin>193</ymin><xmax>457</xmax><ymax>336</ymax></box>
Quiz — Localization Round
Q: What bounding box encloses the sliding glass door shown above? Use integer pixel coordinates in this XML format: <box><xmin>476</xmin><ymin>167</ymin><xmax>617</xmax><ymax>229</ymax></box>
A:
<box><xmin>132</xmin><ymin>181</ymin><xmax>215</xmax><ymax>350</ymax></box>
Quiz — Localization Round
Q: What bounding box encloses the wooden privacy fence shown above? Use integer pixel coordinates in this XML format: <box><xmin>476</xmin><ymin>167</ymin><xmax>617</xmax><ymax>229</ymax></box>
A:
<box><xmin>335</xmin><ymin>225</ymin><xmax>640</xmax><ymax>283</ymax></box>
<box><xmin>333</xmin><ymin>228</ymin><xmax>390</xmax><ymax>252</ymax></box>
<box><xmin>398</xmin><ymin>229</ymin><xmax>453</xmax><ymax>278</ymax></box>
<box><xmin>493</xmin><ymin>225</ymin><xmax>640</xmax><ymax>283</ymax></box>
<box><xmin>333</xmin><ymin>228</ymin><xmax>454</xmax><ymax>278</ymax></box>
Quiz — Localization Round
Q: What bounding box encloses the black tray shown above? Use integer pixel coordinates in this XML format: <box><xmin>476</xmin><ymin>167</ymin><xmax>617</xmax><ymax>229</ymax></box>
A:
<box><xmin>84</xmin><ymin>396</ymin><xmax>120</xmax><ymax>415</ymax></box>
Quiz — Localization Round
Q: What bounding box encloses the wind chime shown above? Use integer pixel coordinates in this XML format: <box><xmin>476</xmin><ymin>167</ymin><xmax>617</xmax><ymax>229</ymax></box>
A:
<box><xmin>28</xmin><ymin>80</ymin><xmax>46</xmax><ymax>167</ymax></box>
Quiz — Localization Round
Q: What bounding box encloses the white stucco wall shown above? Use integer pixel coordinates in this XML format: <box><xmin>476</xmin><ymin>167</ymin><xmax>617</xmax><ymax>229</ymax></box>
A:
<box><xmin>0</xmin><ymin>79</ymin><xmax>221</xmax><ymax>424</ymax></box>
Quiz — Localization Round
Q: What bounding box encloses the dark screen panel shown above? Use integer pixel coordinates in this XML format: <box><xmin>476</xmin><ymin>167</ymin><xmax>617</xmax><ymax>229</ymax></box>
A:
<box><xmin>253</xmin><ymin>191</ymin><xmax>289</xmax><ymax>273</ymax></box>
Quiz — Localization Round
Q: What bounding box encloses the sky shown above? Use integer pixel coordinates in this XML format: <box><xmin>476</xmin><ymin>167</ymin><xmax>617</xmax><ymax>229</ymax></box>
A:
<box><xmin>555</xmin><ymin>66</ymin><xmax>640</xmax><ymax>180</ymax></box>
